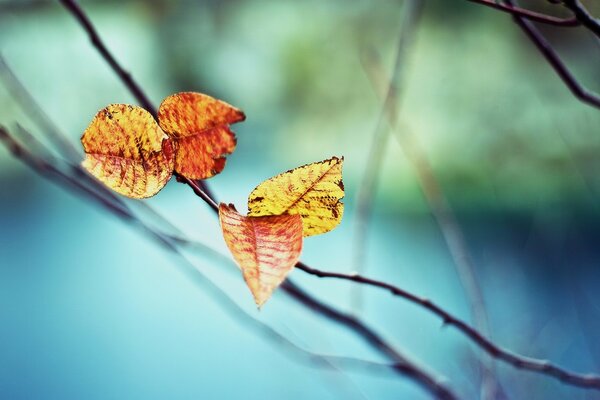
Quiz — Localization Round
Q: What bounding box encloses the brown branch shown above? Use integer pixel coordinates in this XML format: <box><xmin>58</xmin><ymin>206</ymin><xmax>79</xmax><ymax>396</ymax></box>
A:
<box><xmin>473</xmin><ymin>0</ymin><xmax>600</xmax><ymax>109</ymax></box>
<box><xmin>282</xmin><ymin>280</ymin><xmax>457</xmax><ymax>400</ymax></box>
<box><xmin>466</xmin><ymin>0</ymin><xmax>579</xmax><ymax>26</ymax></box>
<box><xmin>58</xmin><ymin>0</ymin><xmax>155</xmax><ymax>115</ymax></box>
<box><xmin>562</xmin><ymin>0</ymin><xmax>600</xmax><ymax>37</ymax></box>
<box><xmin>57</xmin><ymin>0</ymin><xmax>216</xmax><ymax>200</ymax></box>
<box><xmin>295</xmin><ymin>261</ymin><xmax>600</xmax><ymax>390</ymax></box>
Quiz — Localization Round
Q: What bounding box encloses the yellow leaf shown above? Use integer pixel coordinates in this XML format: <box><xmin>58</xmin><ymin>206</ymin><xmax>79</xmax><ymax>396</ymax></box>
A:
<box><xmin>247</xmin><ymin>157</ymin><xmax>344</xmax><ymax>236</ymax></box>
<box><xmin>158</xmin><ymin>92</ymin><xmax>245</xmax><ymax>179</ymax></box>
<box><xmin>81</xmin><ymin>104</ymin><xmax>174</xmax><ymax>199</ymax></box>
<box><xmin>218</xmin><ymin>203</ymin><xmax>303</xmax><ymax>307</ymax></box>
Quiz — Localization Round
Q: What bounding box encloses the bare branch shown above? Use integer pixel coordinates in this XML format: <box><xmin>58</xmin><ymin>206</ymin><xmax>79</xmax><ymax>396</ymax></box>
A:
<box><xmin>57</xmin><ymin>0</ymin><xmax>216</xmax><ymax>200</ymax></box>
<box><xmin>465</xmin><ymin>0</ymin><xmax>579</xmax><ymax>26</ymax></box>
<box><xmin>359</xmin><ymin>11</ymin><xmax>499</xmax><ymax>399</ymax></box>
<box><xmin>282</xmin><ymin>280</ymin><xmax>457</xmax><ymax>400</ymax></box>
<box><xmin>470</xmin><ymin>0</ymin><xmax>600</xmax><ymax>109</ymax></box>
<box><xmin>562</xmin><ymin>0</ymin><xmax>600</xmax><ymax>38</ymax></box>
<box><xmin>58</xmin><ymin>0</ymin><xmax>155</xmax><ymax>114</ymax></box>
<box><xmin>295</xmin><ymin>261</ymin><xmax>600</xmax><ymax>390</ymax></box>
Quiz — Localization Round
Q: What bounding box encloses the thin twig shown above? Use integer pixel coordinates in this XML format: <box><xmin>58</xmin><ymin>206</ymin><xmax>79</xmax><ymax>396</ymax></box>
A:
<box><xmin>295</xmin><ymin>261</ymin><xmax>600</xmax><ymax>390</ymax></box>
<box><xmin>475</xmin><ymin>0</ymin><xmax>600</xmax><ymax>109</ymax></box>
<box><xmin>58</xmin><ymin>0</ymin><xmax>155</xmax><ymax>114</ymax></box>
<box><xmin>465</xmin><ymin>0</ymin><xmax>579</xmax><ymax>26</ymax></box>
<box><xmin>58</xmin><ymin>0</ymin><xmax>216</xmax><ymax>200</ymax></box>
<box><xmin>0</xmin><ymin>54</ymin><xmax>191</xmax><ymax>241</ymax></box>
<box><xmin>282</xmin><ymin>280</ymin><xmax>457</xmax><ymax>400</ymax></box>
<box><xmin>562</xmin><ymin>0</ymin><xmax>600</xmax><ymax>38</ymax></box>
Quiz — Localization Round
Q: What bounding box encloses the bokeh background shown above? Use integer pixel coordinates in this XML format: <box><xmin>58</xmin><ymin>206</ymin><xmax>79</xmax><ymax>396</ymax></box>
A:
<box><xmin>1</xmin><ymin>0</ymin><xmax>600</xmax><ymax>399</ymax></box>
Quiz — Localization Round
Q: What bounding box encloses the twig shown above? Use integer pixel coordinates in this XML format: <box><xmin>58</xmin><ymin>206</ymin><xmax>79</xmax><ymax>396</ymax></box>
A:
<box><xmin>58</xmin><ymin>0</ymin><xmax>216</xmax><ymax>200</ymax></box>
<box><xmin>58</xmin><ymin>0</ymin><xmax>155</xmax><ymax>114</ymax></box>
<box><xmin>562</xmin><ymin>0</ymin><xmax>600</xmax><ymax>38</ymax></box>
<box><xmin>295</xmin><ymin>261</ymin><xmax>600</xmax><ymax>390</ymax></box>
<box><xmin>0</xmin><ymin>54</ymin><xmax>81</xmax><ymax>161</ymax></box>
<box><xmin>0</xmin><ymin>54</ymin><xmax>192</xmax><ymax>241</ymax></box>
<box><xmin>465</xmin><ymin>0</ymin><xmax>579</xmax><ymax>26</ymax></box>
<box><xmin>473</xmin><ymin>0</ymin><xmax>600</xmax><ymax>109</ymax></box>
<box><xmin>175</xmin><ymin>173</ymin><xmax>219</xmax><ymax>213</ymax></box>
<box><xmin>282</xmin><ymin>280</ymin><xmax>457</xmax><ymax>400</ymax></box>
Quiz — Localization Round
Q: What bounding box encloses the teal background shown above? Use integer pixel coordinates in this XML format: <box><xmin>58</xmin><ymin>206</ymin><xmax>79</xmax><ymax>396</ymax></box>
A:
<box><xmin>1</xmin><ymin>1</ymin><xmax>600</xmax><ymax>399</ymax></box>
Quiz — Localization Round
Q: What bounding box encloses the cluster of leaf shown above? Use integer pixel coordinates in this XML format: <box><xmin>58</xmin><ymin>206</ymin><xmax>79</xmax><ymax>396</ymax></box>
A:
<box><xmin>81</xmin><ymin>92</ymin><xmax>344</xmax><ymax>306</ymax></box>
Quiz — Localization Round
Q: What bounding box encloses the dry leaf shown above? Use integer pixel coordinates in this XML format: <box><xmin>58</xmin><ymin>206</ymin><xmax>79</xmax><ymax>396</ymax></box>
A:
<box><xmin>218</xmin><ymin>203</ymin><xmax>303</xmax><ymax>307</ymax></box>
<box><xmin>81</xmin><ymin>104</ymin><xmax>174</xmax><ymax>199</ymax></box>
<box><xmin>247</xmin><ymin>157</ymin><xmax>344</xmax><ymax>236</ymax></box>
<box><xmin>158</xmin><ymin>92</ymin><xmax>245</xmax><ymax>179</ymax></box>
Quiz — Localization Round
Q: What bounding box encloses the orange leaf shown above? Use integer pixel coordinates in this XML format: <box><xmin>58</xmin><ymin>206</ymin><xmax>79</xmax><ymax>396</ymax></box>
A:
<box><xmin>158</xmin><ymin>92</ymin><xmax>245</xmax><ymax>179</ymax></box>
<box><xmin>81</xmin><ymin>104</ymin><xmax>174</xmax><ymax>199</ymax></box>
<box><xmin>247</xmin><ymin>157</ymin><xmax>344</xmax><ymax>236</ymax></box>
<box><xmin>218</xmin><ymin>203</ymin><xmax>303</xmax><ymax>307</ymax></box>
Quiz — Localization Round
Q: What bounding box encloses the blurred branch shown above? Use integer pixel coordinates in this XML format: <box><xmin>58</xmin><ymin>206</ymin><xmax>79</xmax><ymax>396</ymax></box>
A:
<box><xmin>352</xmin><ymin>0</ymin><xmax>422</xmax><ymax>313</ymax></box>
<box><xmin>359</xmin><ymin>7</ymin><xmax>499</xmax><ymax>399</ymax></box>
<box><xmin>562</xmin><ymin>0</ymin><xmax>600</xmax><ymax>38</ymax></box>
<box><xmin>466</xmin><ymin>0</ymin><xmax>579</xmax><ymax>26</ymax></box>
<box><xmin>0</xmin><ymin>124</ymin><xmax>457</xmax><ymax>400</ymax></box>
<box><xmin>282</xmin><ymin>280</ymin><xmax>456</xmax><ymax>400</ymax></box>
<box><xmin>0</xmin><ymin>53</ymin><xmax>192</xmax><ymax>242</ymax></box>
<box><xmin>0</xmin><ymin>54</ymin><xmax>81</xmax><ymax>161</ymax></box>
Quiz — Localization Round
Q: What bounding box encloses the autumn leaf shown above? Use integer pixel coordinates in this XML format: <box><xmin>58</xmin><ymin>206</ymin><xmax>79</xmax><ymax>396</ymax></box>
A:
<box><xmin>158</xmin><ymin>92</ymin><xmax>245</xmax><ymax>180</ymax></box>
<box><xmin>247</xmin><ymin>157</ymin><xmax>344</xmax><ymax>236</ymax></box>
<box><xmin>81</xmin><ymin>104</ymin><xmax>175</xmax><ymax>199</ymax></box>
<box><xmin>218</xmin><ymin>203</ymin><xmax>303</xmax><ymax>307</ymax></box>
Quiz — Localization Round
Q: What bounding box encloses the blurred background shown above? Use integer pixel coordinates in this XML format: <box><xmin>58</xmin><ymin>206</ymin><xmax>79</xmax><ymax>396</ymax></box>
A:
<box><xmin>1</xmin><ymin>0</ymin><xmax>599</xmax><ymax>399</ymax></box>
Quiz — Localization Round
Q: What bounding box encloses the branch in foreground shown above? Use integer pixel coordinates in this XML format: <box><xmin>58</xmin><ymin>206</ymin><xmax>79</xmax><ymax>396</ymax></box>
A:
<box><xmin>282</xmin><ymin>280</ymin><xmax>456</xmax><ymax>400</ymax></box>
<box><xmin>0</xmin><ymin>125</ymin><xmax>456</xmax><ymax>400</ymax></box>
<box><xmin>465</xmin><ymin>0</ymin><xmax>579</xmax><ymax>26</ymax></box>
<box><xmin>295</xmin><ymin>261</ymin><xmax>600</xmax><ymax>390</ymax></box>
<box><xmin>57</xmin><ymin>0</ymin><xmax>215</xmax><ymax>200</ymax></box>
<box><xmin>562</xmin><ymin>0</ymin><xmax>600</xmax><ymax>38</ymax></box>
